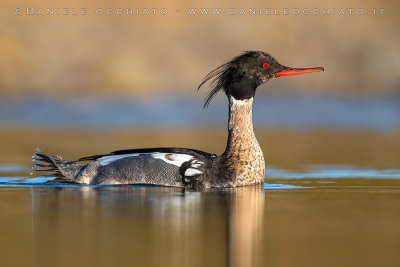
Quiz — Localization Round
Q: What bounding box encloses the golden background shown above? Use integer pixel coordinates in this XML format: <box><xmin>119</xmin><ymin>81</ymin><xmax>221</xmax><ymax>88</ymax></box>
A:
<box><xmin>1</xmin><ymin>0</ymin><xmax>399</xmax><ymax>100</ymax></box>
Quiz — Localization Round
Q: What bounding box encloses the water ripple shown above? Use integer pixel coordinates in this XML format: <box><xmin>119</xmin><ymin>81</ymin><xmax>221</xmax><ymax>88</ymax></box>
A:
<box><xmin>1</xmin><ymin>164</ymin><xmax>399</xmax><ymax>188</ymax></box>
<box><xmin>268</xmin><ymin>166</ymin><xmax>400</xmax><ymax>179</ymax></box>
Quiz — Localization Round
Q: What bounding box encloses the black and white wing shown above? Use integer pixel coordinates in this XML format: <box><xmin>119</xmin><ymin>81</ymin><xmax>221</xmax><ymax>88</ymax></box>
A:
<box><xmin>78</xmin><ymin>147</ymin><xmax>216</xmax><ymax>187</ymax></box>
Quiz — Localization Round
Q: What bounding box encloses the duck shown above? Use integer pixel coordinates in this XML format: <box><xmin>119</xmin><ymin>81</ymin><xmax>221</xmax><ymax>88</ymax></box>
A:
<box><xmin>34</xmin><ymin>51</ymin><xmax>323</xmax><ymax>188</ymax></box>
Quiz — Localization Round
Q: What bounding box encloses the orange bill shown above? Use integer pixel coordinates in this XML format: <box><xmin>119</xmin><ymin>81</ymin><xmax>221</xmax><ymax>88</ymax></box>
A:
<box><xmin>275</xmin><ymin>66</ymin><xmax>324</xmax><ymax>77</ymax></box>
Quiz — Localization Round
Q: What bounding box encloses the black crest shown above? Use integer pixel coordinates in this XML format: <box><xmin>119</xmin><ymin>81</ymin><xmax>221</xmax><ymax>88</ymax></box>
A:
<box><xmin>198</xmin><ymin>51</ymin><xmax>278</xmax><ymax>108</ymax></box>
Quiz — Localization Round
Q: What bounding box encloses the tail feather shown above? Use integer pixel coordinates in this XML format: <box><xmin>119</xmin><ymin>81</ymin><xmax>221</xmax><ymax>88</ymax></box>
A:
<box><xmin>34</xmin><ymin>153</ymin><xmax>83</xmax><ymax>183</ymax></box>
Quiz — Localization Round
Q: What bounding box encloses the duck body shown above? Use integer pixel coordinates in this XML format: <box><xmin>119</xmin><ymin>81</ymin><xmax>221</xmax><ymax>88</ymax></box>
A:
<box><xmin>35</xmin><ymin>51</ymin><xmax>323</xmax><ymax>188</ymax></box>
<box><xmin>36</xmin><ymin>96</ymin><xmax>264</xmax><ymax>188</ymax></box>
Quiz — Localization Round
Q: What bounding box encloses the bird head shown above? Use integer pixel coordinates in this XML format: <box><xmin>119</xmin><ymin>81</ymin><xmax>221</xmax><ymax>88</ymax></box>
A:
<box><xmin>198</xmin><ymin>51</ymin><xmax>324</xmax><ymax>107</ymax></box>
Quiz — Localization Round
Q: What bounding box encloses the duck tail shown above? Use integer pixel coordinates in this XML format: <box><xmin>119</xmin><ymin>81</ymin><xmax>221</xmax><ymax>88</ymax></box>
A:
<box><xmin>34</xmin><ymin>153</ymin><xmax>82</xmax><ymax>183</ymax></box>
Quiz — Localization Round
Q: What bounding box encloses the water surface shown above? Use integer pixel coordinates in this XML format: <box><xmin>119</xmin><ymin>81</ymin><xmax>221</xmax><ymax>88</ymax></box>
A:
<box><xmin>0</xmin><ymin>164</ymin><xmax>399</xmax><ymax>267</ymax></box>
<box><xmin>1</xmin><ymin>127</ymin><xmax>400</xmax><ymax>267</ymax></box>
<box><xmin>1</xmin><ymin>95</ymin><xmax>399</xmax><ymax>130</ymax></box>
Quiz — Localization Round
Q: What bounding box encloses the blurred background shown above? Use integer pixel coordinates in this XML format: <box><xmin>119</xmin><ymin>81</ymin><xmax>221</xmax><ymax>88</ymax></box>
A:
<box><xmin>1</xmin><ymin>2</ymin><xmax>400</xmax><ymax>267</ymax></box>
<box><xmin>0</xmin><ymin>0</ymin><xmax>399</xmax><ymax>168</ymax></box>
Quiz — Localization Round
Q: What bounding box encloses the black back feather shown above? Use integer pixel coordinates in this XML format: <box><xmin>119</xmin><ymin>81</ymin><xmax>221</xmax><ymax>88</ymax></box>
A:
<box><xmin>197</xmin><ymin>51</ymin><xmax>263</xmax><ymax>108</ymax></box>
<box><xmin>78</xmin><ymin>147</ymin><xmax>213</xmax><ymax>162</ymax></box>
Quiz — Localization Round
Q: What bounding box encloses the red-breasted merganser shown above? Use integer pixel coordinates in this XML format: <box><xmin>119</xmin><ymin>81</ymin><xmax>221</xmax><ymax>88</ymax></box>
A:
<box><xmin>35</xmin><ymin>51</ymin><xmax>323</xmax><ymax>188</ymax></box>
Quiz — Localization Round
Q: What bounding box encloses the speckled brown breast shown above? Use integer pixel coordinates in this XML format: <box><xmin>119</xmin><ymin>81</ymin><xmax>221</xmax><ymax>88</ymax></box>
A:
<box><xmin>217</xmin><ymin>96</ymin><xmax>265</xmax><ymax>187</ymax></box>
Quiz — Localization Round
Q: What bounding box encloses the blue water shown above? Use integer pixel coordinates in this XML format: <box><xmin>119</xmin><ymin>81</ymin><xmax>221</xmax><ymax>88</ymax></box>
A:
<box><xmin>268</xmin><ymin>166</ymin><xmax>400</xmax><ymax>179</ymax></box>
<box><xmin>0</xmin><ymin>174</ymin><xmax>302</xmax><ymax>189</ymax></box>
<box><xmin>0</xmin><ymin>164</ymin><xmax>27</xmax><ymax>173</ymax></box>
<box><xmin>1</xmin><ymin>94</ymin><xmax>399</xmax><ymax>130</ymax></box>
<box><xmin>1</xmin><ymin>164</ymin><xmax>399</xmax><ymax>188</ymax></box>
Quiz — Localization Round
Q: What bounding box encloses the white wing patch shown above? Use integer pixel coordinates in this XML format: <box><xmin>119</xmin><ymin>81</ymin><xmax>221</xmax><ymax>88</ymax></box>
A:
<box><xmin>98</xmin><ymin>154</ymin><xmax>141</xmax><ymax>166</ymax></box>
<box><xmin>190</xmin><ymin>160</ymin><xmax>204</xmax><ymax>168</ymax></box>
<box><xmin>151</xmin><ymin>153</ymin><xmax>193</xmax><ymax>167</ymax></box>
<box><xmin>97</xmin><ymin>152</ymin><xmax>194</xmax><ymax>167</ymax></box>
<box><xmin>185</xmin><ymin>168</ymin><xmax>203</xmax><ymax>176</ymax></box>
<box><xmin>184</xmin><ymin>160</ymin><xmax>205</xmax><ymax>176</ymax></box>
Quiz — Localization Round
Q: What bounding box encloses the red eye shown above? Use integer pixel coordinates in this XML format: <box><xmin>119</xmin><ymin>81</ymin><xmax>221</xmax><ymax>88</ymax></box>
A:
<box><xmin>263</xmin><ymin>63</ymin><xmax>270</xmax><ymax>69</ymax></box>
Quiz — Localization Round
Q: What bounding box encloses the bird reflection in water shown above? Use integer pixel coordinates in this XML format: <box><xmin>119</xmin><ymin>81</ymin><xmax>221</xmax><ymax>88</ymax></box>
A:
<box><xmin>30</xmin><ymin>185</ymin><xmax>265</xmax><ymax>267</ymax></box>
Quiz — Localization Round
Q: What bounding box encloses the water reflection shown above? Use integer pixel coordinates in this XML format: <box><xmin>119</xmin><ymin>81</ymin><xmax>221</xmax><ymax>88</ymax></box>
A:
<box><xmin>226</xmin><ymin>187</ymin><xmax>264</xmax><ymax>267</ymax></box>
<box><xmin>30</xmin><ymin>185</ymin><xmax>265</xmax><ymax>267</ymax></box>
